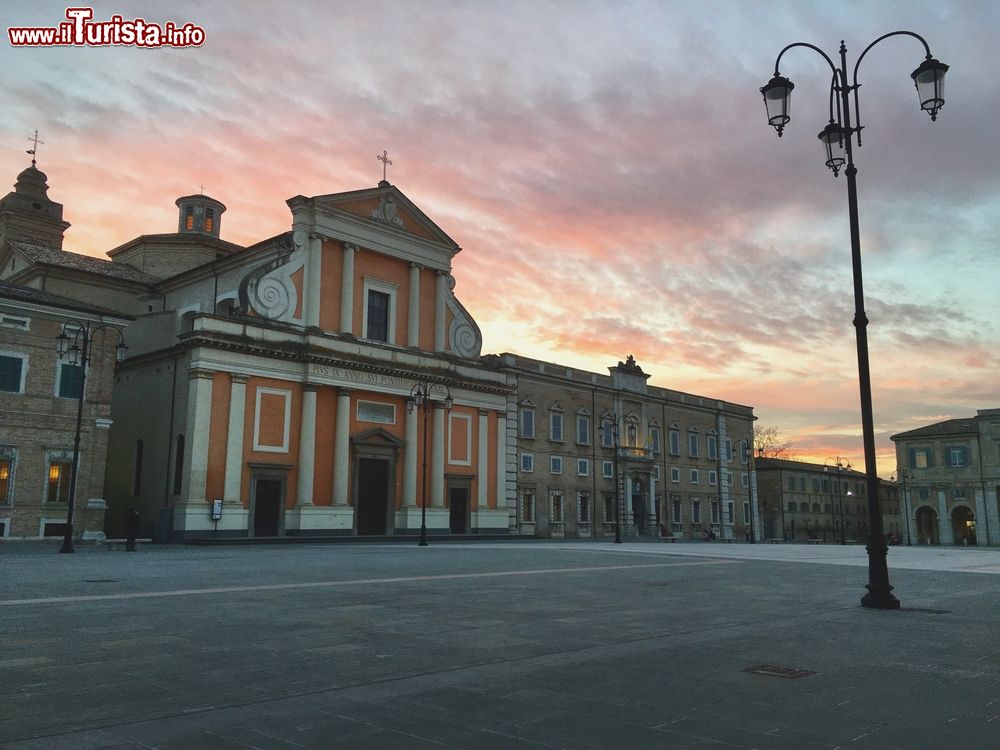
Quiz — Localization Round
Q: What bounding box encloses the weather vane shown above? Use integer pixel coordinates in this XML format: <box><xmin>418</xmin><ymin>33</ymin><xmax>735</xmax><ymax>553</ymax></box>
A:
<box><xmin>26</xmin><ymin>129</ymin><xmax>43</xmax><ymax>166</ymax></box>
<box><xmin>377</xmin><ymin>149</ymin><xmax>392</xmax><ymax>182</ymax></box>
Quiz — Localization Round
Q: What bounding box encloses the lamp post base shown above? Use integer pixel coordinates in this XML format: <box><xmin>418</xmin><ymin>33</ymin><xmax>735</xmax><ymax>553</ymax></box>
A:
<box><xmin>861</xmin><ymin>588</ymin><xmax>900</xmax><ymax>609</ymax></box>
<box><xmin>58</xmin><ymin>543</ymin><xmax>75</xmax><ymax>554</ymax></box>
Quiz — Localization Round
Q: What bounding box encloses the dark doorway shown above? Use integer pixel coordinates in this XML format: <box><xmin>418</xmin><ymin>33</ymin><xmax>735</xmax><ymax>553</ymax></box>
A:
<box><xmin>632</xmin><ymin>480</ymin><xmax>647</xmax><ymax>534</ymax></box>
<box><xmin>449</xmin><ymin>487</ymin><xmax>469</xmax><ymax>534</ymax></box>
<box><xmin>357</xmin><ymin>458</ymin><xmax>390</xmax><ymax>535</ymax></box>
<box><xmin>253</xmin><ymin>479</ymin><xmax>282</xmax><ymax>537</ymax></box>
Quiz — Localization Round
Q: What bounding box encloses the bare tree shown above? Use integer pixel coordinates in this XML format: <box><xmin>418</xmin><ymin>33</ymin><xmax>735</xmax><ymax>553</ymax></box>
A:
<box><xmin>753</xmin><ymin>425</ymin><xmax>794</xmax><ymax>458</ymax></box>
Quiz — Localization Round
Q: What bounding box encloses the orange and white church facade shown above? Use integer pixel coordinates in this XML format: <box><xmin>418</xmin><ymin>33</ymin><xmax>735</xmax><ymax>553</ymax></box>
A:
<box><xmin>1</xmin><ymin>171</ymin><xmax>515</xmax><ymax>540</ymax></box>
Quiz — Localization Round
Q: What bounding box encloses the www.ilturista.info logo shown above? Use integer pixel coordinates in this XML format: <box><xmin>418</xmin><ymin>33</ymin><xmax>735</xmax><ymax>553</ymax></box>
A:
<box><xmin>8</xmin><ymin>7</ymin><xmax>205</xmax><ymax>48</ymax></box>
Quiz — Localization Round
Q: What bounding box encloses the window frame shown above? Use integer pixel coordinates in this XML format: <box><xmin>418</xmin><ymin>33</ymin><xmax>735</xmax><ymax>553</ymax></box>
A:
<box><xmin>361</xmin><ymin>278</ymin><xmax>398</xmax><ymax>344</ymax></box>
<box><xmin>0</xmin><ymin>351</ymin><xmax>27</xmax><ymax>394</ymax></box>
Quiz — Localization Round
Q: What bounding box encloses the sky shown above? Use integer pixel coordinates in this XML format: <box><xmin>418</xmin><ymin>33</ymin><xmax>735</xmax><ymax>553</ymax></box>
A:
<box><xmin>2</xmin><ymin>0</ymin><xmax>998</xmax><ymax>478</ymax></box>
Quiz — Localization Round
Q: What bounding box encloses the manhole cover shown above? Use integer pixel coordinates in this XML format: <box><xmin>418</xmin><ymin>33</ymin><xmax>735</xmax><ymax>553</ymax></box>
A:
<box><xmin>744</xmin><ymin>665</ymin><xmax>816</xmax><ymax>679</ymax></box>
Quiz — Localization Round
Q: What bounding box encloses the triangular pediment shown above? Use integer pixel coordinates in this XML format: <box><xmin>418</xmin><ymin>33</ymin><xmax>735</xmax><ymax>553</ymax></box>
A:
<box><xmin>351</xmin><ymin>427</ymin><xmax>404</xmax><ymax>447</ymax></box>
<box><xmin>307</xmin><ymin>184</ymin><xmax>460</xmax><ymax>249</ymax></box>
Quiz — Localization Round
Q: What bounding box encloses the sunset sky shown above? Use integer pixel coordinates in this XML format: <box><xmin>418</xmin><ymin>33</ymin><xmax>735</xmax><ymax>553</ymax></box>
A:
<box><xmin>3</xmin><ymin>1</ymin><xmax>998</xmax><ymax>477</ymax></box>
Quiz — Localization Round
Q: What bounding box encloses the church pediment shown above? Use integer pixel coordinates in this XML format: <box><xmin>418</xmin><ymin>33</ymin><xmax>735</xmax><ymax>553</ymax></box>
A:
<box><xmin>308</xmin><ymin>185</ymin><xmax>460</xmax><ymax>249</ymax></box>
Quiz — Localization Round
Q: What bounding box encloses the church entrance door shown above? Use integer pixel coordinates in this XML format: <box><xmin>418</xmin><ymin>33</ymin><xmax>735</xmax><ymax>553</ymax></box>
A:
<box><xmin>356</xmin><ymin>458</ymin><xmax>390</xmax><ymax>535</ymax></box>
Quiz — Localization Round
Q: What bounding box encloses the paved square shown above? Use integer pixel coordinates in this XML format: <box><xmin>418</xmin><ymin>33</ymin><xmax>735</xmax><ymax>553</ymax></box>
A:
<box><xmin>2</xmin><ymin>541</ymin><xmax>999</xmax><ymax>749</ymax></box>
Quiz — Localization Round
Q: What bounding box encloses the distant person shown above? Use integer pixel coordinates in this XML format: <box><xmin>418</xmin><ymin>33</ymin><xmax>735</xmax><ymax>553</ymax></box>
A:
<box><xmin>125</xmin><ymin>507</ymin><xmax>140</xmax><ymax>552</ymax></box>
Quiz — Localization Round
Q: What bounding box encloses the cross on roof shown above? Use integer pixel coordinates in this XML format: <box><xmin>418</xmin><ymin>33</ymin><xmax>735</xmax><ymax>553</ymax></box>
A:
<box><xmin>377</xmin><ymin>149</ymin><xmax>392</xmax><ymax>183</ymax></box>
<box><xmin>199</xmin><ymin>183</ymin><xmax>205</xmax><ymax>195</ymax></box>
<box><xmin>26</xmin><ymin>129</ymin><xmax>43</xmax><ymax>166</ymax></box>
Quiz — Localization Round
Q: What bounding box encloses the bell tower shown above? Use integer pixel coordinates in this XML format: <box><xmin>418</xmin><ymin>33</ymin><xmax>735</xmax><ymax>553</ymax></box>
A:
<box><xmin>0</xmin><ymin>163</ymin><xmax>70</xmax><ymax>250</ymax></box>
<box><xmin>175</xmin><ymin>194</ymin><xmax>226</xmax><ymax>237</ymax></box>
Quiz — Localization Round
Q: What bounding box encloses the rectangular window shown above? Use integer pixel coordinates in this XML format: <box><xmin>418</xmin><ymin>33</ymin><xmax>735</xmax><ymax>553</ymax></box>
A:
<box><xmin>913</xmin><ymin>449</ymin><xmax>929</xmax><ymax>469</ymax></box>
<box><xmin>577</xmin><ymin>492</ymin><xmax>591</xmax><ymax>522</ymax></box>
<box><xmin>727</xmin><ymin>501</ymin><xmax>734</xmax><ymax>523</ymax></box>
<box><xmin>576</xmin><ymin>415</ymin><xmax>590</xmax><ymax>445</ymax></box>
<box><xmin>723</xmin><ymin>439</ymin><xmax>732</xmax><ymax>462</ymax></box>
<box><xmin>742</xmin><ymin>472</ymin><xmax>748</xmax><ymax>487</ymax></box>
<box><xmin>0</xmin><ymin>453</ymin><xmax>13</xmax><ymax>504</ymax></box>
<box><xmin>711</xmin><ymin>500</ymin><xmax>720</xmax><ymax>524</ymax></box>
<box><xmin>649</xmin><ymin>427</ymin><xmax>661</xmax><ymax>454</ymax></box>
<box><xmin>57</xmin><ymin>363</ymin><xmax>84</xmax><ymax>399</ymax></box>
<box><xmin>602</xmin><ymin>460</ymin><xmax>614</xmax><ymax>478</ymax></box>
<box><xmin>520</xmin><ymin>453</ymin><xmax>534</xmax><ymax>472</ymax></box>
<box><xmin>550</xmin><ymin>455</ymin><xmax>563</xmax><ymax>474</ymax></box>
<box><xmin>550</xmin><ymin>493</ymin><xmax>563</xmax><ymax>522</ymax></box>
<box><xmin>669</xmin><ymin>429</ymin><xmax>680</xmax><ymax>456</ymax></box>
<box><xmin>690</xmin><ymin>469</ymin><xmax>699</xmax><ymax>484</ymax></box>
<box><xmin>743</xmin><ymin>501</ymin><xmax>751</xmax><ymax>524</ymax></box>
<box><xmin>365</xmin><ymin>289</ymin><xmax>390</xmax><ymax>342</ymax></box>
<box><xmin>692</xmin><ymin>499</ymin><xmax>701</xmax><ymax>524</ymax></box>
<box><xmin>521</xmin><ymin>491</ymin><xmax>535</xmax><ymax>522</ymax></box>
<box><xmin>604</xmin><ymin>494</ymin><xmax>615</xmax><ymax>522</ymax></box>
<box><xmin>671</xmin><ymin>498</ymin><xmax>682</xmax><ymax>524</ymax></box>
<box><xmin>550</xmin><ymin>412</ymin><xmax>563</xmax><ymax>442</ymax></box>
<box><xmin>0</xmin><ymin>315</ymin><xmax>29</xmax><ymax>330</ymax></box>
<box><xmin>740</xmin><ymin>440</ymin><xmax>749</xmax><ymax>464</ymax></box>
<box><xmin>688</xmin><ymin>433</ymin><xmax>699</xmax><ymax>457</ymax></box>
<box><xmin>708</xmin><ymin>435</ymin><xmax>718</xmax><ymax>460</ymax></box>
<box><xmin>577</xmin><ymin>458</ymin><xmax>590</xmax><ymax>477</ymax></box>
<box><xmin>788</xmin><ymin>476</ymin><xmax>796</xmax><ymax>491</ymax></box>
<box><xmin>0</xmin><ymin>354</ymin><xmax>25</xmax><ymax>393</ymax></box>
<box><xmin>652</xmin><ymin>465</ymin><xmax>660</xmax><ymax>481</ymax></box>
<box><xmin>708</xmin><ymin>470</ymin><xmax>717</xmax><ymax>486</ymax></box>
<box><xmin>521</xmin><ymin>408</ymin><xmax>535</xmax><ymax>438</ymax></box>
<box><xmin>47</xmin><ymin>459</ymin><xmax>73</xmax><ymax>503</ymax></box>
<box><xmin>948</xmin><ymin>447</ymin><xmax>968</xmax><ymax>467</ymax></box>
<box><xmin>670</xmin><ymin>467</ymin><xmax>680</xmax><ymax>482</ymax></box>
<box><xmin>204</xmin><ymin>208</ymin><xmax>215</xmax><ymax>233</ymax></box>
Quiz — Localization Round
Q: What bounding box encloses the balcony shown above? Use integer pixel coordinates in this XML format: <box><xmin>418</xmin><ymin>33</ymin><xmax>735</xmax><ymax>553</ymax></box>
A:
<box><xmin>617</xmin><ymin>446</ymin><xmax>654</xmax><ymax>463</ymax></box>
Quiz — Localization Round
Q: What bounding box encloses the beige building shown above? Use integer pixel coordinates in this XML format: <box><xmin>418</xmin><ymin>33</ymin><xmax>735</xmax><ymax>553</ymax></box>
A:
<box><xmin>891</xmin><ymin>410</ymin><xmax>1000</xmax><ymax>546</ymax></box>
<box><xmin>490</xmin><ymin>353</ymin><xmax>757</xmax><ymax>540</ymax></box>
<box><xmin>0</xmin><ymin>279</ymin><xmax>129</xmax><ymax>539</ymax></box>
<box><xmin>755</xmin><ymin>457</ymin><xmax>901</xmax><ymax>543</ymax></box>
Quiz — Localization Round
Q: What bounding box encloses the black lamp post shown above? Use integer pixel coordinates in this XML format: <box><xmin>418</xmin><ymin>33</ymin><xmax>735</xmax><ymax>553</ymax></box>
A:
<box><xmin>761</xmin><ymin>32</ymin><xmax>948</xmax><ymax>610</ymax></box>
<box><xmin>55</xmin><ymin>319</ymin><xmax>127</xmax><ymax>553</ymax></box>
<box><xmin>825</xmin><ymin>457</ymin><xmax>851</xmax><ymax>545</ymax></box>
<box><xmin>891</xmin><ymin>470</ymin><xmax>914</xmax><ymax>546</ymax></box>
<box><xmin>407</xmin><ymin>382</ymin><xmax>452</xmax><ymax>546</ymax></box>
<box><xmin>599</xmin><ymin>414</ymin><xmax>634</xmax><ymax>544</ymax></box>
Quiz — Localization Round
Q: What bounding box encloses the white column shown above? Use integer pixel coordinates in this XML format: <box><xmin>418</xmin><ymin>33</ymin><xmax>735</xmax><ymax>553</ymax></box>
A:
<box><xmin>182</xmin><ymin>369</ymin><xmax>214</xmax><ymax>501</ymax></box>
<box><xmin>624</xmin><ymin>470</ymin><xmax>633</xmax><ymax>527</ymax></box>
<box><xmin>495</xmin><ymin>412</ymin><xmax>507</xmax><ymax>511</ymax></box>
<box><xmin>408</xmin><ymin>263</ymin><xmax>420</xmax><ymax>348</ymax></box>
<box><xmin>649</xmin><ymin>473</ymin><xmax>658</xmax><ymax>527</ymax></box>
<box><xmin>937</xmin><ymin>490</ymin><xmax>950</xmax><ymax>544</ymax></box>
<box><xmin>431</xmin><ymin>402</ymin><xmax>445</xmax><ymax>506</ymax></box>
<box><xmin>984</xmin><ymin>485</ymin><xmax>1000</xmax><ymax>545</ymax></box>
<box><xmin>403</xmin><ymin>402</ymin><xmax>418</xmax><ymax>506</ymax></box>
<box><xmin>296</xmin><ymin>385</ymin><xmax>317</xmax><ymax>506</ymax></box>
<box><xmin>478</xmin><ymin>410</ymin><xmax>489</xmax><ymax>508</ymax></box>
<box><xmin>340</xmin><ymin>243</ymin><xmax>356</xmax><ymax>334</ymax></box>
<box><xmin>974</xmin><ymin>488</ymin><xmax>989</xmax><ymax>545</ymax></box>
<box><xmin>305</xmin><ymin>234</ymin><xmax>322</xmax><ymax>328</ymax></box>
<box><xmin>333</xmin><ymin>388</ymin><xmax>351</xmax><ymax>506</ymax></box>
<box><xmin>223</xmin><ymin>374</ymin><xmax>247</xmax><ymax>504</ymax></box>
<box><xmin>434</xmin><ymin>271</ymin><xmax>447</xmax><ymax>352</ymax></box>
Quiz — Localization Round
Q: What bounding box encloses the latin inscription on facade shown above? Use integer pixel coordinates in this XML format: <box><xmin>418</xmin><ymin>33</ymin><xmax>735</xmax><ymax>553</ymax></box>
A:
<box><xmin>309</xmin><ymin>364</ymin><xmax>412</xmax><ymax>391</ymax></box>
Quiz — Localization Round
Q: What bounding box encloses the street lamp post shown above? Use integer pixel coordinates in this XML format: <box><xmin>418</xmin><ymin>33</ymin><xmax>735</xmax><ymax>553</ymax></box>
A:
<box><xmin>892</xmin><ymin>470</ymin><xmax>914</xmax><ymax>546</ymax></box>
<box><xmin>407</xmin><ymin>382</ymin><xmax>453</xmax><ymax>546</ymax></box>
<box><xmin>55</xmin><ymin>319</ymin><xmax>127</xmax><ymax>554</ymax></box>
<box><xmin>761</xmin><ymin>33</ymin><xmax>948</xmax><ymax>610</ymax></box>
<box><xmin>599</xmin><ymin>414</ymin><xmax>635</xmax><ymax>544</ymax></box>
<box><xmin>825</xmin><ymin>457</ymin><xmax>851</xmax><ymax>545</ymax></box>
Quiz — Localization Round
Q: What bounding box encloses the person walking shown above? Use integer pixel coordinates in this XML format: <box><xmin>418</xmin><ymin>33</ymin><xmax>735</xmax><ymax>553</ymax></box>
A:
<box><xmin>125</xmin><ymin>508</ymin><xmax>140</xmax><ymax>552</ymax></box>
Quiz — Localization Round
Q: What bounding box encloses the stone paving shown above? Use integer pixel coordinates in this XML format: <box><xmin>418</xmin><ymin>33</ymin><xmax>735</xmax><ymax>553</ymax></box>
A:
<box><xmin>1</xmin><ymin>540</ymin><xmax>999</xmax><ymax>749</ymax></box>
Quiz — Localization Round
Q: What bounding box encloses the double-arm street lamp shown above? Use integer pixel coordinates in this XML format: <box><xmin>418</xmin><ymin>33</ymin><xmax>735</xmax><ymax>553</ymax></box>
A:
<box><xmin>407</xmin><ymin>381</ymin><xmax>452</xmax><ymax>547</ymax></box>
<box><xmin>599</xmin><ymin>413</ymin><xmax>637</xmax><ymax>544</ymax></box>
<box><xmin>824</xmin><ymin>457</ymin><xmax>851</xmax><ymax>544</ymax></box>
<box><xmin>55</xmin><ymin>320</ymin><xmax>128</xmax><ymax>554</ymax></box>
<box><xmin>760</xmin><ymin>32</ymin><xmax>948</xmax><ymax>610</ymax></box>
<box><xmin>891</xmin><ymin>470</ymin><xmax>914</xmax><ymax>545</ymax></box>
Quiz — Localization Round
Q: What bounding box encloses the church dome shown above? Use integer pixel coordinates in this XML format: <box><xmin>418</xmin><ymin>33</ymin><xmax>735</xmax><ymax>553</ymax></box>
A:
<box><xmin>13</xmin><ymin>165</ymin><xmax>50</xmax><ymax>200</ymax></box>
